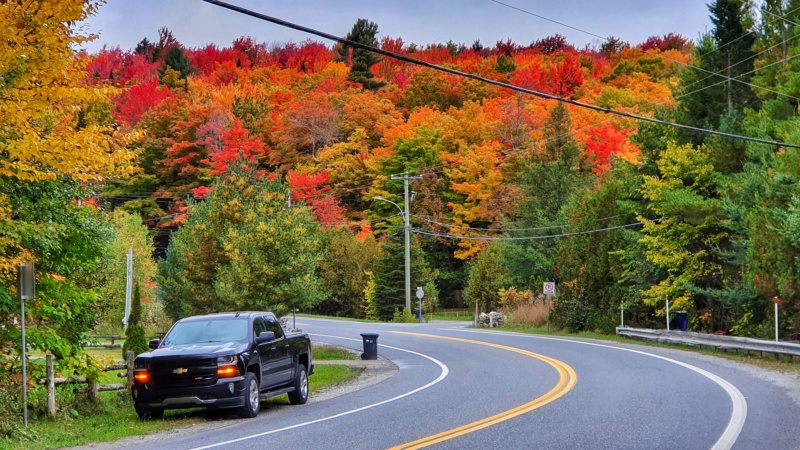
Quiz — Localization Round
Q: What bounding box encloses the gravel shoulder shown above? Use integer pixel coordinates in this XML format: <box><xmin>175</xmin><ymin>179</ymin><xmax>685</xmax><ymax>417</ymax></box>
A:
<box><xmin>72</xmin><ymin>357</ymin><xmax>398</xmax><ymax>449</ymax></box>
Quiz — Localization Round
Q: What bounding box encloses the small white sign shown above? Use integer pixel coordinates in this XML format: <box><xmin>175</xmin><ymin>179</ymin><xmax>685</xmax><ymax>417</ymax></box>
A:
<box><xmin>416</xmin><ymin>287</ymin><xmax>425</xmax><ymax>300</ymax></box>
<box><xmin>543</xmin><ymin>282</ymin><xmax>556</xmax><ymax>295</ymax></box>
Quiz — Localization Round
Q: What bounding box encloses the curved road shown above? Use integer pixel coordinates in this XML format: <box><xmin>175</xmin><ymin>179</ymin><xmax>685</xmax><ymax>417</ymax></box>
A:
<box><xmin>120</xmin><ymin>318</ymin><xmax>800</xmax><ymax>449</ymax></box>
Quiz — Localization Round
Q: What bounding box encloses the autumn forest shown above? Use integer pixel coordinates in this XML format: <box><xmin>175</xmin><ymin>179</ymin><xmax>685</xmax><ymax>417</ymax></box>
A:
<box><xmin>4</xmin><ymin>0</ymin><xmax>800</xmax><ymax>399</ymax></box>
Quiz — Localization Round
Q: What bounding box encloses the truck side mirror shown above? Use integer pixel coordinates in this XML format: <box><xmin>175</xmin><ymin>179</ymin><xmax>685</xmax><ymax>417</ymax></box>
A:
<box><xmin>255</xmin><ymin>331</ymin><xmax>275</xmax><ymax>344</ymax></box>
<box><xmin>149</xmin><ymin>339</ymin><xmax>161</xmax><ymax>349</ymax></box>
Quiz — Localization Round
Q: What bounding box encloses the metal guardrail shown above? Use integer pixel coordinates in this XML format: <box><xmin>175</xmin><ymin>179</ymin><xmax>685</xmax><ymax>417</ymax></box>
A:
<box><xmin>616</xmin><ymin>327</ymin><xmax>800</xmax><ymax>362</ymax></box>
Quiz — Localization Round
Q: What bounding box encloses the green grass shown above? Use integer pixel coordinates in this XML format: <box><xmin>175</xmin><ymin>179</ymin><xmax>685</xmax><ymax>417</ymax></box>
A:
<box><xmin>295</xmin><ymin>313</ymin><xmax>379</xmax><ymax>323</ymax></box>
<box><xmin>308</xmin><ymin>364</ymin><xmax>361</xmax><ymax>390</ymax></box>
<box><xmin>313</xmin><ymin>345</ymin><xmax>358</xmax><ymax>360</ymax></box>
<box><xmin>0</xmin><ymin>364</ymin><xmax>360</xmax><ymax>450</ymax></box>
<box><xmin>428</xmin><ymin>309</ymin><xmax>475</xmax><ymax>322</ymax></box>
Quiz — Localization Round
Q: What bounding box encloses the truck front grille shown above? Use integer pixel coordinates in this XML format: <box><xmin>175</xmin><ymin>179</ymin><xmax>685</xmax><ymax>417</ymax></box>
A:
<box><xmin>150</xmin><ymin>357</ymin><xmax>217</xmax><ymax>387</ymax></box>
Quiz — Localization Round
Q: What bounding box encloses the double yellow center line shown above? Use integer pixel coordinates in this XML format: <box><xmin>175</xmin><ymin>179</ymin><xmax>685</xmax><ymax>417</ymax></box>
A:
<box><xmin>389</xmin><ymin>332</ymin><xmax>577</xmax><ymax>450</ymax></box>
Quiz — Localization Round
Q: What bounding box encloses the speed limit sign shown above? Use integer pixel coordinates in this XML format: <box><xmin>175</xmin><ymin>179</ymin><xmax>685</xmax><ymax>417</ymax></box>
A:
<box><xmin>543</xmin><ymin>282</ymin><xmax>556</xmax><ymax>295</ymax></box>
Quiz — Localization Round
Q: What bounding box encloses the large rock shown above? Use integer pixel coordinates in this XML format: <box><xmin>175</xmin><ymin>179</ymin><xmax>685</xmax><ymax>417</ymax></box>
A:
<box><xmin>476</xmin><ymin>311</ymin><xmax>505</xmax><ymax>328</ymax></box>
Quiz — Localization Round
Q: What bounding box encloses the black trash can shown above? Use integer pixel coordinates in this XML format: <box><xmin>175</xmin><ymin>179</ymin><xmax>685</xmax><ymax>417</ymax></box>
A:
<box><xmin>674</xmin><ymin>311</ymin><xmax>689</xmax><ymax>331</ymax></box>
<box><xmin>360</xmin><ymin>333</ymin><xmax>380</xmax><ymax>360</ymax></box>
<box><xmin>413</xmin><ymin>308</ymin><xmax>423</xmax><ymax>321</ymax></box>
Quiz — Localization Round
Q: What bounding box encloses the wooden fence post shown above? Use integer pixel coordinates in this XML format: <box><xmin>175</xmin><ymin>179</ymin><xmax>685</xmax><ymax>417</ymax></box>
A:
<box><xmin>125</xmin><ymin>351</ymin><xmax>134</xmax><ymax>389</ymax></box>
<box><xmin>46</xmin><ymin>354</ymin><xmax>56</xmax><ymax>417</ymax></box>
<box><xmin>88</xmin><ymin>378</ymin><xmax>99</xmax><ymax>401</ymax></box>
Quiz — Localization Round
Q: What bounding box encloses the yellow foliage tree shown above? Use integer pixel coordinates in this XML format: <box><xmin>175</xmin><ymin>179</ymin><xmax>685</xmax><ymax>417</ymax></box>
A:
<box><xmin>0</xmin><ymin>0</ymin><xmax>136</xmax><ymax>183</ymax></box>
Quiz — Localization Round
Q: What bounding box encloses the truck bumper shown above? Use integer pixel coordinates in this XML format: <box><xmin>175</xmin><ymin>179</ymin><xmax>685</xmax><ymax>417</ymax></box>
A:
<box><xmin>133</xmin><ymin>375</ymin><xmax>247</xmax><ymax>411</ymax></box>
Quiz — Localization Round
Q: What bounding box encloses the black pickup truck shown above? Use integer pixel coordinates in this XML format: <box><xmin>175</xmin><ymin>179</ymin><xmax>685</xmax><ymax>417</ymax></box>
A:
<box><xmin>131</xmin><ymin>311</ymin><xmax>313</xmax><ymax>419</ymax></box>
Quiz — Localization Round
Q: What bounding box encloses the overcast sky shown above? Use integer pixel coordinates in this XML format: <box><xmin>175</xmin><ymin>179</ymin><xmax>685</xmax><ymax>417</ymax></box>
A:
<box><xmin>80</xmin><ymin>0</ymin><xmax>714</xmax><ymax>53</ymax></box>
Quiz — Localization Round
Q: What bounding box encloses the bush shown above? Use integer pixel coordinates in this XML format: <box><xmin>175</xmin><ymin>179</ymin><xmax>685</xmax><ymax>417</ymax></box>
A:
<box><xmin>393</xmin><ymin>308</ymin><xmax>418</xmax><ymax>323</ymax></box>
<box><xmin>122</xmin><ymin>284</ymin><xmax>149</xmax><ymax>358</ymax></box>
<box><xmin>0</xmin><ymin>377</ymin><xmax>20</xmax><ymax>438</ymax></box>
<box><xmin>503</xmin><ymin>301</ymin><xmax>549</xmax><ymax>327</ymax></box>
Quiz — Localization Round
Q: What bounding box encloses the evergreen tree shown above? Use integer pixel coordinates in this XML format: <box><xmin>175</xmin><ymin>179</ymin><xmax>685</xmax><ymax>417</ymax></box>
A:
<box><xmin>553</xmin><ymin>161</ymin><xmax>644</xmax><ymax>332</ymax></box>
<box><xmin>159</xmin><ymin>46</ymin><xmax>196</xmax><ymax>88</ymax></box>
<box><xmin>677</xmin><ymin>0</ymin><xmax>758</xmax><ymax>135</ymax></box>
<box><xmin>751</xmin><ymin>0</ymin><xmax>800</xmax><ymax>117</ymax></box>
<box><xmin>338</xmin><ymin>19</ymin><xmax>385</xmax><ymax>90</ymax></box>
<box><xmin>503</xmin><ymin>103</ymin><xmax>589</xmax><ymax>290</ymax></box>
<box><xmin>367</xmin><ymin>231</ymin><xmax>437</xmax><ymax>321</ymax></box>
<box><xmin>122</xmin><ymin>283</ymin><xmax>149</xmax><ymax>358</ymax></box>
<box><xmin>710</xmin><ymin>0</ymin><xmax>759</xmax><ymax>114</ymax></box>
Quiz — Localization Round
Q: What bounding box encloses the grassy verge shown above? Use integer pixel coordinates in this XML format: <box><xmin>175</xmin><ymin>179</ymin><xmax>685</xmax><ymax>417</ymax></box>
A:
<box><xmin>313</xmin><ymin>345</ymin><xmax>358</xmax><ymax>360</ymax></box>
<box><xmin>0</xmin><ymin>363</ymin><xmax>360</xmax><ymax>450</ymax></box>
<box><xmin>428</xmin><ymin>309</ymin><xmax>474</xmax><ymax>322</ymax></box>
<box><xmin>294</xmin><ymin>313</ymin><xmax>379</xmax><ymax>323</ymax></box>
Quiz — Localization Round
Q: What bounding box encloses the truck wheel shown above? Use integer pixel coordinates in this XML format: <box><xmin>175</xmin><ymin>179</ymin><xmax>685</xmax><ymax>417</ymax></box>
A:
<box><xmin>287</xmin><ymin>364</ymin><xmax>308</xmax><ymax>405</ymax></box>
<box><xmin>137</xmin><ymin>408</ymin><xmax>164</xmax><ymax>420</ymax></box>
<box><xmin>238</xmin><ymin>372</ymin><xmax>261</xmax><ymax>418</ymax></box>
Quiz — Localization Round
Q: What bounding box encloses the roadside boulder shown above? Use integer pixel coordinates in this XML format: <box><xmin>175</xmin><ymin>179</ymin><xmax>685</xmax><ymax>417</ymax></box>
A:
<box><xmin>477</xmin><ymin>311</ymin><xmax>505</xmax><ymax>328</ymax></box>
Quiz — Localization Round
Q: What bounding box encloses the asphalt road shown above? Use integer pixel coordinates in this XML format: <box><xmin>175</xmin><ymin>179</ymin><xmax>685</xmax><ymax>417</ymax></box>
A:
<box><xmin>117</xmin><ymin>318</ymin><xmax>800</xmax><ymax>450</ymax></box>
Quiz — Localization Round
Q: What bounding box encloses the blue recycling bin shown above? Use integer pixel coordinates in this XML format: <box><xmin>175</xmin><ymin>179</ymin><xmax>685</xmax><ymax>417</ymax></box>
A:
<box><xmin>412</xmin><ymin>308</ymin><xmax>423</xmax><ymax>321</ymax></box>
<box><xmin>360</xmin><ymin>333</ymin><xmax>380</xmax><ymax>360</ymax></box>
<box><xmin>673</xmin><ymin>311</ymin><xmax>688</xmax><ymax>331</ymax></box>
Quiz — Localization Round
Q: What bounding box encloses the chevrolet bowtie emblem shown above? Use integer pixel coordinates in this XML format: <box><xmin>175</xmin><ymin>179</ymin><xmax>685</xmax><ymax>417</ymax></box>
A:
<box><xmin>173</xmin><ymin>368</ymin><xmax>188</xmax><ymax>374</ymax></box>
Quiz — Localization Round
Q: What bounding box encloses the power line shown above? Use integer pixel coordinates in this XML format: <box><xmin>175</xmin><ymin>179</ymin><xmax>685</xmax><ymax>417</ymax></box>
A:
<box><xmin>490</xmin><ymin>0</ymin><xmax>800</xmax><ymax>104</ymax></box>
<box><xmin>201</xmin><ymin>0</ymin><xmax>800</xmax><ymax>150</ymax></box>
<box><xmin>410</xmin><ymin>213</ymin><xmax>625</xmax><ymax>232</ymax></box>
<box><xmin>410</xmin><ymin>220</ymin><xmax>647</xmax><ymax>241</ymax></box>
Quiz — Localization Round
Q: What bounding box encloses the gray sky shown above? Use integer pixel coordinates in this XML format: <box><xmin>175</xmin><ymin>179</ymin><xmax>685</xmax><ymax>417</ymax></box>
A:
<box><xmin>80</xmin><ymin>0</ymin><xmax>713</xmax><ymax>52</ymax></box>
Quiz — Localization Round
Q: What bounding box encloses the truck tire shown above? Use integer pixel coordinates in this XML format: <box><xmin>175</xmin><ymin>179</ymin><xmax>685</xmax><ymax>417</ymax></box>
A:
<box><xmin>287</xmin><ymin>364</ymin><xmax>308</xmax><ymax>405</ymax></box>
<box><xmin>238</xmin><ymin>372</ymin><xmax>261</xmax><ymax>418</ymax></box>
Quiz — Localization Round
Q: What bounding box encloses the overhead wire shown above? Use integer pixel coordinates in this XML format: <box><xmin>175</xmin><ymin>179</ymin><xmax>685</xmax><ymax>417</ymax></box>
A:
<box><xmin>490</xmin><ymin>0</ymin><xmax>800</xmax><ymax>104</ymax></box>
<box><xmin>200</xmin><ymin>0</ymin><xmax>800</xmax><ymax>150</ymax></box>
<box><xmin>129</xmin><ymin>1</ymin><xmax>799</xmax><ymax>244</ymax></box>
<box><xmin>410</xmin><ymin>213</ymin><xmax>624</xmax><ymax>232</ymax></box>
<box><xmin>109</xmin><ymin>1</ymin><xmax>800</xmax><ymax>210</ymax></box>
<box><xmin>410</xmin><ymin>220</ymin><xmax>649</xmax><ymax>241</ymax></box>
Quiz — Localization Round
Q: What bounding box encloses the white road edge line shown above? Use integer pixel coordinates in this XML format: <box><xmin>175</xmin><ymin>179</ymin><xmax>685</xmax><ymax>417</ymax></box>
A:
<box><xmin>447</xmin><ymin>328</ymin><xmax>747</xmax><ymax>450</ymax></box>
<box><xmin>190</xmin><ymin>334</ymin><xmax>449</xmax><ymax>450</ymax></box>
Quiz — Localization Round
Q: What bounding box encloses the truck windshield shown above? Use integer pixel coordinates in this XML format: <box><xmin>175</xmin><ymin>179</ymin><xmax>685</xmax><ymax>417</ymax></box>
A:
<box><xmin>163</xmin><ymin>318</ymin><xmax>248</xmax><ymax>345</ymax></box>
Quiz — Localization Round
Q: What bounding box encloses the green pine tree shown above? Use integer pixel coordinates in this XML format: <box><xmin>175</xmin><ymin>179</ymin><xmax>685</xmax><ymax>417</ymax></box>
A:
<box><xmin>368</xmin><ymin>232</ymin><xmax>437</xmax><ymax>321</ymax></box>
<box><xmin>677</xmin><ymin>0</ymin><xmax>758</xmax><ymax>137</ymax></box>
<box><xmin>122</xmin><ymin>283</ymin><xmax>149</xmax><ymax>358</ymax></box>
<box><xmin>338</xmin><ymin>19</ymin><xmax>386</xmax><ymax>90</ymax></box>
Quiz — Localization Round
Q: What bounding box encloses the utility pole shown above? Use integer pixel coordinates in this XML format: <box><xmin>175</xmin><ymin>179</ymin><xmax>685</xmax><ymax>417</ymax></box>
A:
<box><xmin>390</xmin><ymin>172</ymin><xmax>422</xmax><ymax>312</ymax></box>
<box><xmin>123</xmin><ymin>247</ymin><xmax>133</xmax><ymax>330</ymax></box>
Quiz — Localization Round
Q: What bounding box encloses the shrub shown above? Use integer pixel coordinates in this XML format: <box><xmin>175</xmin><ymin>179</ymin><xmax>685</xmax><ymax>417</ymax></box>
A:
<box><xmin>503</xmin><ymin>301</ymin><xmax>550</xmax><ymax>327</ymax></box>
<box><xmin>122</xmin><ymin>284</ymin><xmax>149</xmax><ymax>358</ymax></box>
<box><xmin>393</xmin><ymin>308</ymin><xmax>418</xmax><ymax>323</ymax></box>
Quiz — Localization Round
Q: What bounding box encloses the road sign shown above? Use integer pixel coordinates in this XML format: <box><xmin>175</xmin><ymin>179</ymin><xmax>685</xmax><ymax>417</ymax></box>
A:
<box><xmin>416</xmin><ymin>287</ymin><xmax>424</xmax><ymax>300</ymax></box>
<box><xmin>19</xmin><ymin>262</ymin><xmax>34</xmax><ymax>300</ymax></box>
<box><xmin>543</xmin><ymin>282</ymin><xmax>556</xmax><ymax>296</ymax></box>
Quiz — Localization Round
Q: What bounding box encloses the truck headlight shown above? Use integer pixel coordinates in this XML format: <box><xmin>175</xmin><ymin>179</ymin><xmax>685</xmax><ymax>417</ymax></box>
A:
<box><xmin>216</xmin><ymin>354</ymin><xmax>238</xmax><ymax>364</ymax></box>
<box><xmin>217</xmin><ymin>355</ymin><xmax>240</xmax><ymax>378</ymax></box>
